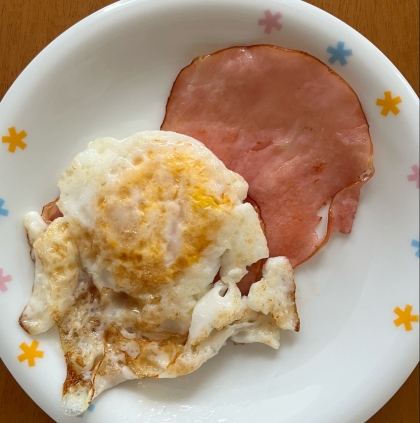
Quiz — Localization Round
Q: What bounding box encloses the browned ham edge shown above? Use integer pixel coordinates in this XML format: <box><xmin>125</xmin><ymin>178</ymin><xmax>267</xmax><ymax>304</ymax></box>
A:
<box><xmin>42</xmin><ymin>199</ymin><xmax>63</xmax><ymax>224</ymax></box>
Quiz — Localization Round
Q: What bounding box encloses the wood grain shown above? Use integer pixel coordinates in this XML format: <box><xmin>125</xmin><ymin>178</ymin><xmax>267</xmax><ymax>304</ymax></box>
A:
<box><xmin>0</xmin><ymin>0</ymin><xmax>418</xmax><ymax>422</ymax></box>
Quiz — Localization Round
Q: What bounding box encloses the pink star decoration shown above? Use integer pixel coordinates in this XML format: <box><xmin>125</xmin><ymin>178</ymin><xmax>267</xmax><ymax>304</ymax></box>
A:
<box><xmin>258</xmin><ymin>9</ymin><xmax>282</xmax><ymax>34</ymax></box>
<box><xmin>0</xmin><ymin>268</ymin><xmax>12</xmax><ymax>293</ymax></box>
<box><xmin>407</xmin><ymin>164</ymin><xmax>419</xmax><ymax>188</ymax></box>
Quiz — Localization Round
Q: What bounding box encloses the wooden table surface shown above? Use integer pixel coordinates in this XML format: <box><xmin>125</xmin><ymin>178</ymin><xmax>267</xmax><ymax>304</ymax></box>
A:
<box><xmin>0</xmin><ymin>0</ymin><xmax>418</xmax><ymax>422</ymax></box>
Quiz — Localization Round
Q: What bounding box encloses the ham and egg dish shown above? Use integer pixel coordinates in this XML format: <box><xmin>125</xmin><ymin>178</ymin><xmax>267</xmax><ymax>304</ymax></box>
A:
<box><xmin>19</xmin><ymin>45</ymin><xmax>373</xmax><ymax>417</ymax></box>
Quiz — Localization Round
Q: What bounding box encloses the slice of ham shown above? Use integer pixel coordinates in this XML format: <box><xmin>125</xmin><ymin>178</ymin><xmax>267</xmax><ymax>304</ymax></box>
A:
<box><xmin>161</xmin><ymin>45</ymin><xmax>374</xmax><ymax>270</ymax></box>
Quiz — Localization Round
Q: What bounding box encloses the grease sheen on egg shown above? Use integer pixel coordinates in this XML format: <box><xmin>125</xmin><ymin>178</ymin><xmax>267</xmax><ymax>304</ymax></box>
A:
<box><xmin>20</xmin><ymin>131</ymin><xmax>299</xmax><ymax>416</ymax></box>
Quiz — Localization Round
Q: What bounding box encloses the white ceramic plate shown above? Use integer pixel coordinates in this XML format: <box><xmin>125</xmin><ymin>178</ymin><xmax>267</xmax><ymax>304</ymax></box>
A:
<box><xmin>0</xmin><ymin>1</ymin><xmax>418</xmax><ymax>422</ymax></box>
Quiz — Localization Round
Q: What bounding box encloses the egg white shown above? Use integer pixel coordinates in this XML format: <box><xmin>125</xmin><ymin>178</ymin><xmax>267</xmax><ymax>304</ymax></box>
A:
<box><xmin>20</xmin><ymin>131</ymin><xmax>299</xmax><ymax>416</ymax></box>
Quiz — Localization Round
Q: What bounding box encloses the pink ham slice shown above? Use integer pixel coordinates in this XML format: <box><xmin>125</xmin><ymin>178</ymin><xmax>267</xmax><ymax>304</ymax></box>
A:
<box><xmin>162</xmin><ymin>45</ymin><xmax>374</xmax><ymax>269</ymax></box>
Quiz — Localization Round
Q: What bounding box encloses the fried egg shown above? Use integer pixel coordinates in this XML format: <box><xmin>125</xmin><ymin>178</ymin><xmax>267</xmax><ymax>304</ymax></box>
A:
<box><xmin>19</xmin><ymin>131</ymin><xmax>299</xmax><ymax>416</ymax></box>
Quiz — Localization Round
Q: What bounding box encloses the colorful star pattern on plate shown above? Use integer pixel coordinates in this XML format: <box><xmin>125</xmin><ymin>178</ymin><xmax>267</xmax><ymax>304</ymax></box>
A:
<box><xmin>258</xmin><ymin>9</ymin><xmax>282</xmax><ymax>34</ymax></box>
<box><xmin>2</xmin><ymin>127</ymin><xmax>27</xmax><ymax>152</ymax></box>
<box><xmin>0</xmin><ymin>13</ymin><xmax>415</xmax><ymax>407</ymax></box>
<box><xmin>77</xmin><ymin>404</ymin><xmax>95</xmax><ymax>418</ymax></box>
<box><xmin>18</xmin><ymin>340</ymin><xmax>44</xmax><ymax>367</ymax></box>
<box><xmin>0</xmin><ymin>268</ymin><xmax>12</xmax><ymax>293</ymax></box>
<box><xmin>0</xmin><ymin>198</ymin><xmax>9</xmax><ymax>217</ymax></box>
<box><xmin>407</xmin><ymin>164</ymin><xmax>419</xmax><ymax>188</ymax></box>
<box><xmin>394</xmin><ymin>305</ymin><xmax>419</xmax><ymax>331</ymax></box>
<box><xmin>376</xmin><ymin>91</ymin><xmax>402</xmax><ymax>116</ymax></box>
<box><xmin>327</xmin><ymin>41</ymin><xmax>352</xmax><ymax>65</ymax></box>
<box><xmin>412</xmin><ymin>239</ymin><xmax>419</xmax><ymax>258</ymax></box>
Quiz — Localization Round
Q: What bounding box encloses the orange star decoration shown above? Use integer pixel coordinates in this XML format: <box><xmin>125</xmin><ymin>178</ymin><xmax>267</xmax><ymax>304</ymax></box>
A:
<box><xmin>2</xmin><ymin>127</ymin><xmax>27</xmax><ymax>152</ymax></box>
<box><xmin>18</xmin><ymin>340</ymin><xmax>44</xmax><ymax>367</ymax></box>
<box><xmin>393</xmin><ymin>305</ymin><xmax>419</xmax><ymax>331</ymax></box>
<box><xmin>376</xmin><ymin>91</ymin><xmax>402</xmax><ymax>116</ymax></box>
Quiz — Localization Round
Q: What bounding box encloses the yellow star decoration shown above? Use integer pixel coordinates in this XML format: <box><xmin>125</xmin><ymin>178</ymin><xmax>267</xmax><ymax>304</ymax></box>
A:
<box><xmin>18</xmin><ymin>340</ymin><xmax>44</xmax><ymax>367</ymax></box>
<box><xmin>394</xmin><ymin>305</ymin><xmax>419</xmax><ymax>331</ymax></box>
<box><xmin>2</xmin><ymin>127</ymin><xmax>27</xmax><ymax>152</ymax></box>
<box><xmin>376</xmin><ymin>91</ymin><xmax>402</xmax><ymax>116</ymax></box>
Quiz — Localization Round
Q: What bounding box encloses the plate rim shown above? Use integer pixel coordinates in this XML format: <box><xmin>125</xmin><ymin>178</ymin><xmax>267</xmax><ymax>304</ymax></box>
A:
<box><xmin>0</xmin><ymin>1</ymin><xmax>418</xmax><ymax>422</ymax></box>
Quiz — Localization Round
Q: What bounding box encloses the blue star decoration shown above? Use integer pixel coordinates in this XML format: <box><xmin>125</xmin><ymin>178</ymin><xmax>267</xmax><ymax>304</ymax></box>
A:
<box><xmin>327</xmin><ymin>41</ymin><xmax>352</xmax><ymax>65</ymax></box>
<box><xmin>412</xmin><ymin>239</ymin><xmax>419</xmax><ymax>258</ymax></box>
<box><xmin>77</xmin><ymin>404</ymin><xmax>95</xmax><ymax>418</ymax></box>
<box><xmin>0</xmin><ymin>198</ymin><xmax>9</xmax><ymax>217</ymax></box>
